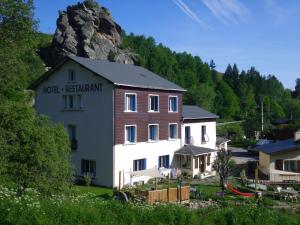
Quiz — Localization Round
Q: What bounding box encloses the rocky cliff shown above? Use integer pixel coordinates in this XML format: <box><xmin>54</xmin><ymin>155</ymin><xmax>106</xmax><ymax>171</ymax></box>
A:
<box><xmin>40</xmin><ymin>1</ymin><xmax>137</xmax><ymax>67</ymax></box>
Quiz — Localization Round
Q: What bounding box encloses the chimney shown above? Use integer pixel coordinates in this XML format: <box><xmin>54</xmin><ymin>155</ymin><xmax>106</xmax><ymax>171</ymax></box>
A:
<box><xmin>294</xmin><ymin>130</ymin><xmax>300</xmax><ymax>142</ymax></box>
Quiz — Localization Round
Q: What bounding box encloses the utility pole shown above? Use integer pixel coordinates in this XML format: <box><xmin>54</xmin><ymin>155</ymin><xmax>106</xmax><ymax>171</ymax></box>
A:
<box><xmin>261</xmin><ymin>100</ymin><xmax>264</xmax><ymax>133</ymax></box>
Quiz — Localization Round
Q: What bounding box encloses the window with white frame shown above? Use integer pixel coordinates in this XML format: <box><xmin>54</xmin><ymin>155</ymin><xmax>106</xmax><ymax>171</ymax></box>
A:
<box><xmin>284</xmin><ymin>160</ymin><xmax>297</xmax><ymax>172</ymax></box>
<box><xmin>168</xmin><ymin>96</ymin><xmax>178</xmax><ymax>112</ymax></box>
<box><xmin>133</xmin><ymin>158</ymin><xmax>146</xmax><ymax>171</ymax></box>
<box><xmin>125</xmin><ymin>93</ymin><xmax>137</xmax><ymax>112</ymax></box>
<box><xmin>201</xmin><ymin>125</ymin><xmax>209</xmax><ymax>143</ymax></box>
<box><xmin>81</xmin><ymin>159</ymin><xmax>96</xmax><ymax>177</ymax></box>
<box><xmin>62</xmin><ymin>95</ymin><xmax>82</xmax><ymax>110</ymax></box>
<box><xmin>125</xmin><ymin>125</ymin><xmax>136</xmax><ymax>144</ymax></box>
<box><xmin>68</xmin><ymin>69</ymin><xmax>76</xmax><ymax>82</ymax></box>
<box><xmin>148</xmin><ymin>95</ymin><xmax>159</xmax><ymax>112</ymax></box>
<box><xmin>148</xmin><ymin>124</ymin><xmax>159</xmax><ymax>142</ymax></box>
<box><xmin>169</xmin><ymin>123</ymin><xmax>178</xmax><ymax>140</ymax></box>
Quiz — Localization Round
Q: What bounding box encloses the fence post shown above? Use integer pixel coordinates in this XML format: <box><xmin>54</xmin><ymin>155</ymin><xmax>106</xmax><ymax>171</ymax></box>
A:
<box><xmin>167</xmin><ymin>174</ymin><xmax>170</xmax><ymax>202</ymax></box>
<box><xmin>119</xmin><ymin>171</ymin><xmax>122</xmax><ymax>190</ymax></box>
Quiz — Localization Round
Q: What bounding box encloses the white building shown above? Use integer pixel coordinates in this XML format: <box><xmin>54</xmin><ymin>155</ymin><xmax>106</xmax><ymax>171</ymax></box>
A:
<box><xmin>31</xmin><ymin>56</ymin><xmax>223</xmax><ymax>187</ymax></box>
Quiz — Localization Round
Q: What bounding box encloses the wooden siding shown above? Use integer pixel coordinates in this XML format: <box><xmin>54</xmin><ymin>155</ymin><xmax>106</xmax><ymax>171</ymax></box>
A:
<box><xmin>114</xmin><ymin>86</ymin><xmax>182</xmax><ymax>145</ymax></box>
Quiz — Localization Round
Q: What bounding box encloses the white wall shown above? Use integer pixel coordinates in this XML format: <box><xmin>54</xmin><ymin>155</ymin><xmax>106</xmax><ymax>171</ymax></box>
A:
<box><xmin>35</xmin><ymin>61</ymin><xmax>114</xmax><ymax>187</ymax></box>
<box><xmin>181</xmin><ymin>121</ymin><xmax>217</xmax><ymax>177</ymax></box>
<box><xmin>182</xmin><ymin>121</ymin><xmax>216</xmax><ymax>149</ymax></box>
<box><xmin>269</xmin><ymin>149</ymin><xmax>300</xmax><ymax>170</ymax></box>
<box><xmin>114</xmin><ymin>139</ymin><xmax>181</xmax><ymax>186</ymax></box>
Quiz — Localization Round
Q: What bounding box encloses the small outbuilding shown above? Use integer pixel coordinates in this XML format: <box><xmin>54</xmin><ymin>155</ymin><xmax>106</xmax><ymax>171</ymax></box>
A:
<box><xmin>257</xmin><ymin>131</ymin><xmax>300</xmax><ymax>182</ymax></box>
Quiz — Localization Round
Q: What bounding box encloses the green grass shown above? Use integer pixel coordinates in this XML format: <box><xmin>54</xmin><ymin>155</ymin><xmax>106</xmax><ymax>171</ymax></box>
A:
<box><xmin>1</xmin><ymin>185</ymin><xmax>300</xmax><ymax>224</ymax></box>
<box><xmin>72</xmin><ymin>185</ymin><xmax>113</xmax><ymax>198</ymax></box>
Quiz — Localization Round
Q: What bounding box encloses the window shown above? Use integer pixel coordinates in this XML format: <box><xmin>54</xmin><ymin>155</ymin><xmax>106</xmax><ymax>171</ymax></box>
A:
<box><xmin>207</xmin><ymin>154</ymin><xmax>211</xmax><ymax>166</ymax></box>
<box><xmin>148</xmin><ymin>95</ymin><xmax>159</xmax><ymax>112</ymax></box>
<box><xmin>201</xmin><ymin>125</ymin><xmax>209</xmax><ymax>143</ymax></box>
<box><xmin>275</xmin><ymin>160</ymin><xmax>283</xmax><ymax>170</ymax></box>
<box><xmin>194</xmin><ymin>156</ymin><xmax>199</xmax><ymax>169</ymax></box>
<box><xmin>68</xmin><ymin>69</ymin><xmax>76</xmax><ymax>82</ymax></box>
<box><xmin>284</xmin><ymin>160</ymin><xmax>297</xmax><ymax>172</ymax></box>
<box><xmin>168</xmin><ymin>96</ymin><xmax>178</xmax><ymax>112</ymax></box>
<box><xmin>148</xmin><ymin>124</ymin><xmax>159</xmax><ymax>142</ymax></box>
<box><xmin>133</xmin><ymin>158</ymin><xmax>146</xmax><ymax>171</ymax></box>
<box><xmin>169</xmin><ymin>123</ymin><xmax>178</xmax><ymax>140</ymax></box>
<box><xmin>62</xmin><ymin>95</ymin><xmax>82</xmax><ymax>110</ymax></box>
<box><xmin>67</xmin><ymin>125</ymin><xmax>77</xmax><ymax>150</ymax></box>
<box><xmin>81</xmin><ymin>159</ymin><xmax>96</xmax><ymax>177</ymax></box>
<box><xmin>125</xmin><ymin>93</ymin><xmax>137</xmax><ymax>112</ymax></box>
<box><xmin>125</xmin><ymin>125</ymin><xmax>136</xmax><ymax>144</ymax></box>
<box><xmin>158</xmin><ymin>155</ymin><xmax>170</xmax><ymax>168</ymax></box>
<box><xmin>67</xmin><ymin>125</ymin><xmax>76</xmax><ymax>141</ymax></box>
<box><xmin>185</xmin><ymin>126</ymin><xmax>191</xmax><ymax>144</ymax></box>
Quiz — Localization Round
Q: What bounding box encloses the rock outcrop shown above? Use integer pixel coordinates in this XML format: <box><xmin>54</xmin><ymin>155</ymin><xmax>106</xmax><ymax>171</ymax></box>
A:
<box><xmin>40</xmin><ymin>1</ymin><xmax>137</xmax><ymax>66</ymax></box>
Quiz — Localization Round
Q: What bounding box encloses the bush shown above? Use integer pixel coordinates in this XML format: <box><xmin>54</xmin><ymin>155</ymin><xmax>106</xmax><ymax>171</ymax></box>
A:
<box><xmin>83</xmin><ymin>175</ymin><xmax>92</xmax><ymax>186</ymax></box>
<box><xmin>0</xmin><ymin>101</ymin><xmax>72</xmax><ymax>196</ymax></box>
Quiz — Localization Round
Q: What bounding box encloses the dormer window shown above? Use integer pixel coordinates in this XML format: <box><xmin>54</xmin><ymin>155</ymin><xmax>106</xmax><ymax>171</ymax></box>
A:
<box><xmin>68</xmin><ymin>69</ymin><xmax>76</xmax><ymax>82</ymax></box>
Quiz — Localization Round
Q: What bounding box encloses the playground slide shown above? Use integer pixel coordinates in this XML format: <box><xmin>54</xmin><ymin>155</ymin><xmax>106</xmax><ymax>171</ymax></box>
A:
<box><xmin>226</xmin><ymin>183</ymin><xmax>255</xmax><ymax>197</ymax></box>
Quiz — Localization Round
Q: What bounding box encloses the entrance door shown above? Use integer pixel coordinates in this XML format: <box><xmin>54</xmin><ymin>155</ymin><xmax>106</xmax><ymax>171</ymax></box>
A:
<box><xmin>185</xmin><ymin>126</ymin><xmax>191</xmax><ymax>144</ymax></box>
<box><xmin>200</xmin><ymin>155</ymin><xmax>206</xmax><ymax>172</ymax></box>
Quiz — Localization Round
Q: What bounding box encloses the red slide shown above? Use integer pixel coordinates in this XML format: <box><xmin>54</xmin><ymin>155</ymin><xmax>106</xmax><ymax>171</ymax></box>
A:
<box><xmin>226</xmin><ymin>183</ymin><xmax>255</xmax><ymax>197</ymax></box>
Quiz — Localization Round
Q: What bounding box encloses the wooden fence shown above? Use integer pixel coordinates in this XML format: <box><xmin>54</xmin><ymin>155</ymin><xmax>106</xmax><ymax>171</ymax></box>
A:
<box><xmin>146</xmin><ymin>186</ymin><xmax>190</xmax><ymax>204</ymax></box>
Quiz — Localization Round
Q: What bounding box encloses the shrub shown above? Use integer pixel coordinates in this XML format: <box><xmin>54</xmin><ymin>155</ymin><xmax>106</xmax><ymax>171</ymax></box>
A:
<box><xmin>83</xmin><ymin>175</ymin><xmax>92</xmax><ymax>186</ymax></box>
<box><xmin>0</xmin><ymin>101</ymin><xmax>72</xmax><ymax>196</ymax></box>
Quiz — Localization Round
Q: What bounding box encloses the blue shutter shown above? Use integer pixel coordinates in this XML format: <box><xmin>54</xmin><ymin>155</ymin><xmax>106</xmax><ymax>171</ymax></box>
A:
<box><xmin>130</xmin><ymin>126</ymin><xmax>135</xmax><ymax>142</ymax></box>
<box><xmin>151</xmin><ymin>126</ymin><xmax>154</xmax><ymax>140</ymax></box>
<box><xmin>143</xmin><ymin>159</ymin><xmax>146</xmax><ymax>170</ymax></box>
<box><xmin>158</xmin><ymin>157</ymin><xmax>161</xmax><ymax>168</ymax></box>
<box><xmin>132</xmin><ymin>95</ymin><xmax>136</xmax><ymax>111</ymax></box>
<box><xmin>154</xmin><ymin>96</ymin><xmax>158</xmax><ymax>111</ymax></box>
<box><xmin>166</xmin><ymin>155</ymin><xmax>170</xmax><ymax>168</ymax></box>
<box><xmin>133</xmin><ymin>160</ymin><xmax>136</xmax><ymax>171</ymax></box>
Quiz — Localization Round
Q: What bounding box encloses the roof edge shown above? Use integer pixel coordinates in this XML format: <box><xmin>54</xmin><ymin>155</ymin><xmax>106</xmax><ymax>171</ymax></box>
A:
<box><xmin>114</xmin><ymin>83</ymin><xmax>186</xmax><ymax>92</ymax></box>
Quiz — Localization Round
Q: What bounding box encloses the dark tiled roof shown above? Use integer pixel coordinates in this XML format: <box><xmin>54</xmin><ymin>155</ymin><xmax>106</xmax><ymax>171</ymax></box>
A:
<box><xmin>30</xmin><ymin>56</ymin><xmax>185</xmax><ymax>91</ymax></box>
<box><xmin>174</xmin><ymin>145</ymin><xmax>217</xmax><ymax>156</ymax></box>
<box><xmin>216</xmin><ymin>136</ymin><xmax>230</xmax><ymax>145</ymax></box>
<box><xmin>256</xmin><ymin>138</ymin><xmax>300</xmax><ymax>154</ymax></box>
<box><xmin>272</xmin><ymin>118</ymin><xmax>292</xmax><ymax>125</ymax></box>
<box><xmin>182</xmin><ymin>105</ymin><xmax>219</xmax><ymax>120</ymax></box>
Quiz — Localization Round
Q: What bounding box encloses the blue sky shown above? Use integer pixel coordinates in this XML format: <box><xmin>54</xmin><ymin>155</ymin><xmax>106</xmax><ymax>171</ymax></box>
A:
<box><xmin>34</xmin><ymin>0</ymin><xmax>300</xmax><ymax>89</ymax></box>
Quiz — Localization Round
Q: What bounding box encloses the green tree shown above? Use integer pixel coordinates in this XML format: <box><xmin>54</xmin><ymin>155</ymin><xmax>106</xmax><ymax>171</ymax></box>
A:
<box><xmin>213</xmin><ymin>148</ymin><xmax>232</xmax><ymax>195</ymax></box>
<box><xmin>214</xmin><ymin>80</ymin><xmax>240</xmax><ymax>119</ymax></box>
<box><xmin>209</xmin><ymin>59</ymin><xmax>216</xmax><ymax>70</ymax></box>
<box><xmin>0</xmin><ymin>101</ymin><xmax>72</xmax><ymax>196</ymax></box>
<box><xmin>293</xmin><ymin>78</ymin><xmax>300</xmax><ymax>98</ymax></box>
<box><xmin>0</xmin><ymin>0</ymin><xmax>45</xmax><ymax>101</ymax></box>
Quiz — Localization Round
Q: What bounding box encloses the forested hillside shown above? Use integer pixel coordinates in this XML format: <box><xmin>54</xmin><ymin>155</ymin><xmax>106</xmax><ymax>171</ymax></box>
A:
<box><xmin>121</xmin><ymin>33</ymin><xmax>300</xmax><ymax>136</ymax></box>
